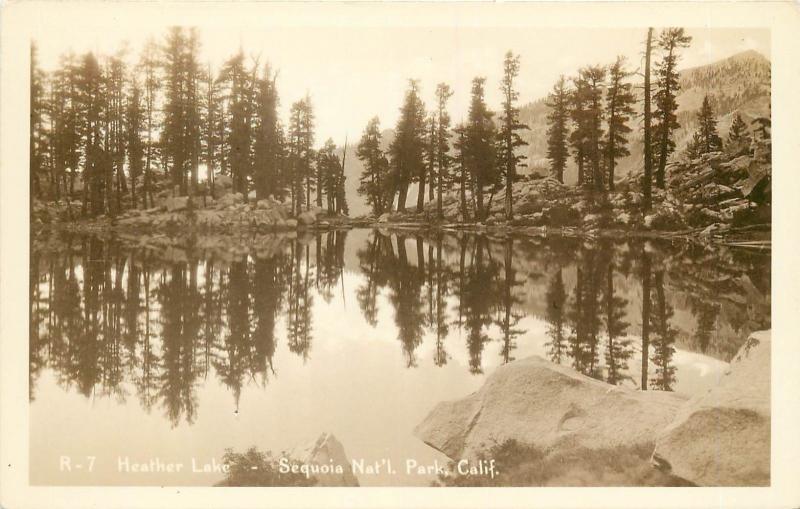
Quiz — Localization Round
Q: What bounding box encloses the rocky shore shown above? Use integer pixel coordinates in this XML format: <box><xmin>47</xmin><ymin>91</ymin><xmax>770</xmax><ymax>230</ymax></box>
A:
<box><xmin>32</xmin><ymin>145</ymin><xmax>769</xmax><ymax>249</ymax></box>
<box><xmin>415</xmin><ymin>330</ymin><xmax>771</xmax><ymax>487</ymax></box>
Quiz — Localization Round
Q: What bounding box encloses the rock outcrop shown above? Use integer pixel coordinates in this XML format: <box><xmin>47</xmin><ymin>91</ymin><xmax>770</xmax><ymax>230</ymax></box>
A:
<box><xmin>414</xmin><ymin>356</ymin><xmax>687</xmax><ymax>461</ymax></box>
<box><xmin>652</xmin><ymin>330</ymin><xmax>770</xmax><ymax>486</ymax></box>
<box><xmin>290</xmin><ymin>432</ymin><xmax>359</xmax><ymax>487</ymax></box>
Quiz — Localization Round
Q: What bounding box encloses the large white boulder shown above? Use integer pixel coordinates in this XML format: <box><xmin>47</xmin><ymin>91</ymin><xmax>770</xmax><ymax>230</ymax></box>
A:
<box><xmin>414</xmin><ymin>356</ymin><xmax>687</xmax><ymax>461</ymax></box>
<box><xmin>652</xmin><ymin>330</ymin><xmax>770</xmax><ymax>486</ymax></box>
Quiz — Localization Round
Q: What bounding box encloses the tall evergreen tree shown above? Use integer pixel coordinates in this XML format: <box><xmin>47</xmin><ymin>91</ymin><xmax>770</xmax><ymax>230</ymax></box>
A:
<box><xmin>728</xmin><ymin>113</ymin><xmax>749</xmax><ymax>145</ymax></box>
<box><xmin>604</xmin><ymin>56</ymin><xmax>636</xmax><ymax>191</ymax></box>
<box><xmin>287</xmin><ymin>97</ymin><xmax>314</xmax><ymax>214</ymax></box>
<box><xmin>464</xmin><ymin>77</ymin><xmax>497</xmax><ymax>221</ymax></box>
<box><xmin>653</xmin><ymin>28</ymin><xmax>692</xmax><ymax>189</ymax></box>
<box><xmin>218</xmin><ymin>49</ymin><xmax>253</xmax><ymax>196</ymax></box>
<box><xmin>643</xmin><ymin>28</ymin><xmax>654</xmax><ymax>211</ymax></box>
<box><xmin>569</xmin><ymin>74</ymin><xmax>591</xmax><ymax>187</ymax></box>
<box><xmin>389</xmin><ymin>80</ymin><xmax>426</xmax><ymax>213</ymax></box>
<box><xmin>696</xmin><ymin>95</ymin><xmax>723</xmax><ymax>154</ymax></box>
<box><xmin>125</xmin><ymin>77</ymin><xmax>145</xmax><ymax>208</ymax></box>
<box><xmin>546</xmin><ymin>75</ymin><xmax>570</xmax><ymax>184</ymax></box>
<box><xmin>30</xmin><ymin>42</ymin><xmax>47</xmax><ymax>200</ymax></box>
<box><xmin>356</xmin><ymin>117</ymin><xmax>389</xmax><ymax>216</ymax></box>
<box><xmin>497</xmin><ymin>51</ymin><xmax>529</xmax><ymax>220</ymax></box>
<box><xmin>434</xmin><ymin>83</ymin><xmax>454</xmax><ymax>220</ymax></box>
<box><xmin>138</xmin><ymin>38</ymin><xmax>160</xmax><ymax>208</ymax></box>
<box><xmin>252</xmin><ymin>63</ymin><xmax>281</xmax><ymax>200</ymax></box>
<box><xmin>582</xmin><ymin>65</ymin><xmax>606</xmax><ymax>191</ymax></box>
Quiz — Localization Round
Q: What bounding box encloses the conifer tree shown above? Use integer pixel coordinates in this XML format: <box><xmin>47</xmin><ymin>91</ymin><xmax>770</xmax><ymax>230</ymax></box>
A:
<box><xmin>389</xmin><ymin>80</ymin><xmax>426</xmax><ymax>212</ymax></box>
<box><xmin>604</xmin><ymin>56</ymin><xmax>636</xmax><ymax>191</ymax></box>
<box><xmin>30</xmin><ymin>42</ymin><xmax>47</xmax><ymax>200</ymax></box>
<box><xmin>356</xmin><ymin>117</ymin><xmax>389</xmax><ymax>216</ymax></box>
<box><xmin>546</xmin><ymin>75</ymin><xmax>570</xmax><ymax>184</ymax></box>
<box><xmin>464</xmin><ymin>77</ymin><xmax>497</xmax><ymax>221</ymax></box>
<box><xmin>126</xmin><ymin>77</ymin><xmax>145</xmax><ymax>208</ymax></box>
<box><xmin>218</xmin><ymin>49</ymin><xmax>253</xmax><ymax>196</ymax></box>
<box><xmin>727</xmin><ymin>112</ymin><xmax>751</xmax><ymax>155</ymax></box>
<box><xmin>434</xmin><ymin>83</ymin><xmax>454</xmax><ymax>219</ymax></box>
<box><xmin>696</xmin><ymin>95</ymin><xmax>723</xmax><ymax>154</ymax></box>
<box><xmin>569</xmin><ymin>74</ymin><xmax>591</xmax><ymax>187</ymax></box>
<box><xmin>252</xmin><ymin>63</ymin><xmax>281</xmax><ymax>200</ymax></box>
<box><xmin>138</xmin><ymin>38</ymin><xmax>160</xmax><ymax>208</ymax></box>
<box><xmin>201</xmin><ymin>63</ymin><xmax>222</xmax><ymax>198</ymax></box>
<box><xmin>582</xmin><ymin>65</ymin><xmax>606</xmax><ymax>191</ymax></box>
<box><xmin>685</xmin><ymin>129</ymin><xmax>704</xmax><ymax>160</ymax></box>
<box><xmin>643</xmin><ymin>28</ymin><xmax>654</xmax><ymax>211</ymax></box>
<box><xmin>653</xmin><ymin>28</ymin><xmax>692</xmax><ymax>188</ymax></box>
<box><xmin>497</xmin><ymin>51</ymin><xmax>529</xmax><ymax>220</ymax></box>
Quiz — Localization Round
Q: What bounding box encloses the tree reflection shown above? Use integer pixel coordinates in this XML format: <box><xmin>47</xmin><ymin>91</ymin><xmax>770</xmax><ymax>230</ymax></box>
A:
<box><xmin>29</xmin><ymin>230</ymin><xmax>770</xmax><ymax>426</ymax></box>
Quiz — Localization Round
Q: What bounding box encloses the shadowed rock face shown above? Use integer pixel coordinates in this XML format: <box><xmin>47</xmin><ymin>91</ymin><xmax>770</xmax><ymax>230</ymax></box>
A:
<box><xmin>653</xmin><ymin>330</ymin><xmax>770</xmax><ymax>486</ymax></box>
<box><xmin>414</xmin><ymin>356</ymin><xmax>688</xmax><ymax>461</ymax></box>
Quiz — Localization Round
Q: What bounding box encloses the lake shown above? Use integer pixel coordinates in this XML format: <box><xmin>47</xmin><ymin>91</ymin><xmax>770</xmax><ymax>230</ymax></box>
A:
<box><xmin>29</xmin><ymin>228</ymin><xmax>771</xmax><ymax>486</ymax></box>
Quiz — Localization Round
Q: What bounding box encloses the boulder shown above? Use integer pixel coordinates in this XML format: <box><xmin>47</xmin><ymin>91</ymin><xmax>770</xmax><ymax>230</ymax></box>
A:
<box><xmin>217</xmin><ymin>192</ymin><xmax>244</xmax><ymax>208</ymax></box>
<box><xmin>297</xmin><ymin>211</ymin><xmax>316</xmax><ymax>225</ymax></box>
<box><xmin>285</xmin><ymin>218</ymin><xmax>298</xmax><ymax>228</ymax></box>
<box><xmin>289</xmin><ymin>433</ymin><xmax>359</xmax><ymax>487</ymax></box>
<box><xmin>652</xmin><ymin>330</ymin><xmax>770</xmax><ymax>487</ymax></box>
<box><xmin>414</xmin><ymin>356</ymin><xmax>687</xmax><ymax>461</ymax></box>
<box><xmin>378</xmin><ymin>212</ymin><xmax>391</xmax><ymax>223</ymax></box>
<box><xmin>165</xmin><ymin>196</ymin><xmax>189</xmax><ymax>212</ymax></box>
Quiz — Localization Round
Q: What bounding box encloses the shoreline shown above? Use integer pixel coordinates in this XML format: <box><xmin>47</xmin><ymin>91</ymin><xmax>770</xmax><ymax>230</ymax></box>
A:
<box><xmin>33</xmin><ymin>216</ymin><xmax>771</xmax><ymax>251</ymax></box>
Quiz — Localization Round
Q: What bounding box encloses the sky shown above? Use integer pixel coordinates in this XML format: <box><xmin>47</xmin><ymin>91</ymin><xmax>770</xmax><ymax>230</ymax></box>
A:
<box><xmin>33</xmin><ymin>26</ymin><xmax>769</xmax><ymax>149</ymax></box>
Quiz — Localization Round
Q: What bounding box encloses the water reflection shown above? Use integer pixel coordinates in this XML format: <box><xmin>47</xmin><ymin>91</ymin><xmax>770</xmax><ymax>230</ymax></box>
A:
<box><xmin>30</xmin><ymin>230</ymin><xmax>770</xmax><ymax>428</ymax></box>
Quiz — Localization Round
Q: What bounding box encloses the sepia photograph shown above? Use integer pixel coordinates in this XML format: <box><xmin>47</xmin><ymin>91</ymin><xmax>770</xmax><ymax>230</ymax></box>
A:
<box><xmin>2</xmin><ymin>1</ymin><xmax>800</xmax><ymax>508</ymax></box>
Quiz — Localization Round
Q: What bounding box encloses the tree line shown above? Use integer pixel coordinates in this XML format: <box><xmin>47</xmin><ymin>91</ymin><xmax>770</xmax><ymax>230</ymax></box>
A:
<box><xmin>354</xmin><ymin>27</ymin><xmax>749</xmax><ymax>221</ymax></box>
<box><xmin>29</xmin><ymin>27</ymin><xmax>348</xmax><ymax>218</ymax></box>
<box><xmin>357</xmin><ymin>51</ymin><xmax>529</xmax><ymax>221</ymax></box>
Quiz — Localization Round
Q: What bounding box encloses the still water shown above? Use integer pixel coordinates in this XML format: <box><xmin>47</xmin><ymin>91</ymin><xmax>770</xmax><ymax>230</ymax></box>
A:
<box><xmin>29</xmin><ymin>228</ymin><xmax>771</xmax><ymax>486</ymax></box>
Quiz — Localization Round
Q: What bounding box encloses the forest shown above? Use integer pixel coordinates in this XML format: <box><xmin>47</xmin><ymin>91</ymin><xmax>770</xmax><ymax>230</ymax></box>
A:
<box><xmin>30</xmin><ymin>27</ymin><xmax>770</xmax><ymax>230</ymax></box>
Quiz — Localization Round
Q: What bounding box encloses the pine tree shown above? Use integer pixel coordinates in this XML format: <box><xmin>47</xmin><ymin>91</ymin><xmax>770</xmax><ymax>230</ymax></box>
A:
<box><xmin>464</xmin><ymin>77</ymin><xmax>497</xmax><ymax>221</ymax></box>
<box><xmin>728</xmin><ymin>113</ymin><xmax>749</xmax><ymax>145</ymax></box>
<box><xmin>453</xmin><ymin>123</ymin><xmax>469</xmax><ymax>221</ymax></box>
<box><xmin>604</xmin><ymin>56</ymin><xmax>636</xmax><ymax>191</ymax></box>
<box><xmin>287</xmin><ymin>97</ymin><xmax>314</xmax><ymax>214</ymax></box>
<box><xmin>389</xmin><ymin>80</ymin><xmax>426</xmax><ymax>213</ymax></box>
<box><xmin>201</xmin><ymin>62</ymin><xmax>222</xmax><ymax>198</ymax></box>
<box><xmin>582</xmin><ymin>65</ymin><xmax>606</xmax><ymax>191</ymax></box>
<box><xmin>685</xmin><ymin>129</ymin><xmax>704</xmax><ymax>160</ymax></box>
<box><xmin>643</xmin><ymin>28</ymin><xmax>654</xmax><ymax>211</ymax></box>
<box><xmin>218</xmin><ymin>49</ymin><xmax>253</xmax><ymax>196</ymax></box>
<box><xmin>497</xmin><ymin>51</ymin><xmax>529</xmax><ymax>220</ymax></box>
<box><xmin>569</xmin><ymin>74</ymin><xmax>591</xmax><ymax>187</ymax></box>
<box><xmin>30</xmin><ymin>42</ymin><xmax>47</xmax><ymax>200</ymax></box>
<box><xmin>653</xmin><ymin>28</ymin><xmax>692</xmax><ymax>188</ymax></box>
<box><xmin>546</xmin><ymin>75</ymin><xmax>570</xmax><ymax>184</ymax></box>
<box><xmin>434</xmin><ymin>83</ymin><xmax>454</xmax><ymax>220</ymax></box>
<box><xmin>184</xmin><ymin>28</ymin><xmax>203</xmax><ymax>197</ymax></box>
<box><xmin>252</xmin><ymin>63</ymin><xmax>281</xmax><ymax>200</ymax></box>
<box><xmin>356</xmin><ymin>117</ymin><xmax>389</xmax><ymax>216</ymax></box>
<box><xmin>126</xmin><ymin>77</ymin><xmax>145</xmax><ymax>208</ymax></box>
<box><xmin>696</xmin><ymin>95</ymin><xmax>723</xmax><ymax>155</ymax></box>
<box><xmin>161</xmin><ymin>27</ymin><xmax>188</xmax><ymax>195</ymax></box>
<box><xmin>77</xmin><ymin>52</ymin><xmax>105</xmax><ymax>216</ymax></box>
<box><xmin>138</xmin><ymin>37</ymin><xmax>160</xmax><ymax>208</ymax></box>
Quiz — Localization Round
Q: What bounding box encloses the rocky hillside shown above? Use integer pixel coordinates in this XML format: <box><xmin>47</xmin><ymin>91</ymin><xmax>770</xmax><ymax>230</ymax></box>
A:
<box><xmin>520</xmin><ymin>50</ymin><xmax>771</xmax><ymax>184</ymax></box>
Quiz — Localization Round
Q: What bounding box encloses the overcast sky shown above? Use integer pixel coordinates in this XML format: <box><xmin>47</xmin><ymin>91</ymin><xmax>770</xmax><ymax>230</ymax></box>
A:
<box><xmin>33</xmin><ymin>26</ymin><xmax>769</xmax><ymax>149</ymax></box>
